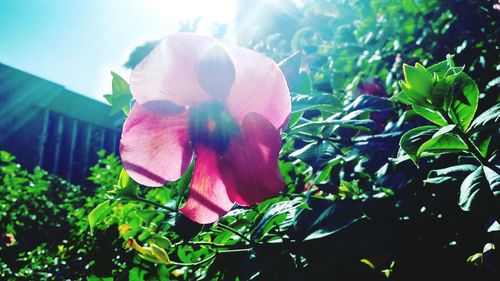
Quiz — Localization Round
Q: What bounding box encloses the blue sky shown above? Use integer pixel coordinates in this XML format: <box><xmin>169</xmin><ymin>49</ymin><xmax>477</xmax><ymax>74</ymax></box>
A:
<box><xmin>0</xmin><ymin>0</ymin><xmax>235</xmax><ymax>102</ymax></box>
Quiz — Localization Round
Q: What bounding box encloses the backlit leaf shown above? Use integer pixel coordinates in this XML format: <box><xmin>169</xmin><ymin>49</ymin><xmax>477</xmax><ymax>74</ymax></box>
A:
<box><xmin>88</xmin><ymin>200</ymin><xmax>112</xmax><ymax>234</ymax></box>
<box><xmin>447</xmin><ymin>73</ymin><xmax>479</xmax><ymax>130</ymax></box>
<box><xmin>399</xmin><ymin>125</ymin><xmax>438</xmax><ymax>165</ymax></box>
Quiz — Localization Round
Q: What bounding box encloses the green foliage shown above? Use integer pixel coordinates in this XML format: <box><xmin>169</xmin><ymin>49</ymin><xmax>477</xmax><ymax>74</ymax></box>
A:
<box><xmin>103</xmin><ymin>72</ymin><xmax>133</xmax><ymax>116</ymax></box>
<box><xmin>94</xmin><ymin>0</ymin><xmax>499</xmax><ymax>278</ymax></box>
<box><xmin>395</xmin><ymin>56</ymin><xmax>480</xmax><ymax>130</ymax></box>
<box><xmin>0</xmin><ymin>151</ymin><xmax>130</xmax><ymax>280</ymax></box>
<box><xmin>458</xmin><ymin>166</ymin><xmax>499</xmax><ymax>215</ymax></box>
<box><xmin>396</xmin><ymin>57</ymin><xmax>499</xmax><ymax>224</ymax></box>
<box><xmin>88</xmin><ymin>200</ymin><xmax>113</xmax><ymax>234</ymax></box>
<box><xmin>7</xmin><ymin>0</ymin><xmax>496</xmax><ymax>279</ymax></box>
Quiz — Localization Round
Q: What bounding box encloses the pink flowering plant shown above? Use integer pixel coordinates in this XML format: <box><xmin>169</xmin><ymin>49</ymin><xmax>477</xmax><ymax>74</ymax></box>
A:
<box><xmin>91</xmin><ymin>33</ymin><xmax>307</xmax><ymax>270</ymax></box>
<box><xmin>90</xmin><ymin>32</ymin><xmax>396</xmax><ymax>276</ymax></box>
<box><xmin>120</xmin><ymin>33</ymin><xmax>291</xmax><ymax>224</ymax></box>
<box><xmin>88</xmin><ymin>7</ymin><xmax>499</xmax><ymax>277</ymax></box>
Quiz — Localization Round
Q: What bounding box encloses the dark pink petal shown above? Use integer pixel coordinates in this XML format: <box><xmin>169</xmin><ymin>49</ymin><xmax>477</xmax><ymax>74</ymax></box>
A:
<box><xmin>180</xmin><ymin>145</ymin><xmax>234</xmax><ymax>224</ymax></box>
<box><xmin>130</xmin><ymin>33</ymin><xmax>215</xmax><ymax>107</ymax></box>
<box><xmin>197</xmin><ymin>45</ymin><xmax>235</xmax><ymax>100</ymax></box>
<box><xmin>120</xmin><ymin>104</ymin><xmax>193</xmax><ymax>187</ymax></box>
<box><xmin>220</xmin><ymin>112</ymin><xmax>284</xmax><ymax>206</ymax></box>
<box><xmin>223</xmin><ymin>44</ymin><xmax>291</xmax><ymax>130</ymax></box>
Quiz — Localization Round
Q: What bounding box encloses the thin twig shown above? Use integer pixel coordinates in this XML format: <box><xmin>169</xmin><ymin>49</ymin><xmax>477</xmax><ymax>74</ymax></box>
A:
<box><xmin>131</xmin><ymin>197</ymin><xmax>177</xmax><ymax>212</ymax></box>
<box><xmin>170</xmin><ymin>253</ymin><xmax>216</xmax><ymax>266</ymax></box>
<box><xmin>217</xmin><ymin>248</ymin><xmax>253</xmax><ymax>254</ymax></box>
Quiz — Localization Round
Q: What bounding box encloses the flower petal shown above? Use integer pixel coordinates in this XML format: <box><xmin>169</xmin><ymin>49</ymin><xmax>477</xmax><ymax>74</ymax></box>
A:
<box><xmin>180</xmin><ymin>145</ymin><xmax>234</xmax><ymax>224</ymax></box>
<box><xmin>130</xmin><ymin>33</ymin><xmax>216</xmax><ymax>107</ymax></box>
<box><xmin>120</xmin><ymin>104</ymin><xmax>193</xmax><ymax>186</ymax></box>
<box><xmin>197</xmin><ymin>45</ymin><xmax>235</xmax><ymax>100</ymax></box>
<box><xmin>220</xmin><ymin>112</ymin><xmax>285</xmax><ymax>206</ymax></box>
<box><xmin>224</xmin><ymin>44</ymin><xmax>291</xmax><ymax>130</ymax></box>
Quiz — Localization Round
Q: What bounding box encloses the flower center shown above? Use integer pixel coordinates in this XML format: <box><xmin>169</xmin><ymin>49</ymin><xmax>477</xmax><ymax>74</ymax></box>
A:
<box><xmin>188</xmin><ymin>102</ymin><xmax>239</xmax><ymax>153</ymax></box>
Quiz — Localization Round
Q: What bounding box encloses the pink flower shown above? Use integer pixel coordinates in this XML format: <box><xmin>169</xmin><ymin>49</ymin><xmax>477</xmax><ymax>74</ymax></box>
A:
<box><xmin>120</xmin><ymin>33</ymin><xmax>291</xmax><ymax>224</ymax></box>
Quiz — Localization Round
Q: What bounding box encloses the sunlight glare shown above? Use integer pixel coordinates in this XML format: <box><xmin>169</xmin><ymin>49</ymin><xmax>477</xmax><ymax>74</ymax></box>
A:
<box><xmin>144</xmin><ymin>0</ymin><xmax>236</xmax><ymax>28</ymax></box>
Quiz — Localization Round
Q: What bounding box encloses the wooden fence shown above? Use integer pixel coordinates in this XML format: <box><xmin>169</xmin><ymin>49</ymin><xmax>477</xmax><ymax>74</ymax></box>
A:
<box><xmin>0</xmin><ymin>63</ymin><xmax>123</xmax><ymax>185</ymax></box>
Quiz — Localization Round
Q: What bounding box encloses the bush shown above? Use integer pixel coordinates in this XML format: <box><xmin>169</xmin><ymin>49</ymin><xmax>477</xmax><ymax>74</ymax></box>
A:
<box><xmin>0</xmin><ymin>151</ymin><xmax>131</xmax><ymax>280</ymax></box>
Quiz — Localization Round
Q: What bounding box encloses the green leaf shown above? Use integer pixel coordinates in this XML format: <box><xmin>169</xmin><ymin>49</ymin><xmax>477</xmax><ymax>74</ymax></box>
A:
<box><xmin>129</xmin><ymin>267</ymin><xmax>148</xmax><ymax>281</ymax></box>
<box><xmin>416</xmin><ymin>127</ymin><xmax>467</xmax><ymax>158</ymax></box>
<box><xmin>177</xmin><ymin>245</ymin><xmax>195</xmax><ymax>263</ymax></box>
<box><xmin>288</xmin><ymin>111</ymin><xmax>303</xmax><ymax>127</ymax></box>
<box><xmin>251</xmin><ymin>199</ymin><xmax>303</xmax><ymax>240</ymax></box>
<box><xmin>292</xmin><ymin>93</ymin><xmax>342</xmax><ymax>112</ymax></box>
<box><xmin>447</xmin><ymin>73</ymin><xmax>479</xmax><ymax>130</ymax></box>
<box><xmin>278</xmin><ymin>51</ymin><xmax>302</xmax><ymax>90</ymax></box>
<box><xmin>150</xmin><ymin>244</ymin><xmax>171</xmax><ymax>263</ymax></box>
<box><xmin>107</xmin><ymin>71</ymin><xmax>133</xmax><ymax>116</ymax></box>
<box><xmin>434</xmin><ymin>124</ymin><xmax>457</xmax><ymax>137</ymax></box>
<box><xmin>402</xmin><ymin>0</ymin><xmax>418</xmax><ymax>13</ymax></box>
<box><xmin>134</xmin><ymin>210</ymin><xmax>157</xmax><ymax>223</ymax></box>
<box><xmin>289</xmin><ymin>141</ymin><xmax>339</xmax><ymax>170</ymax></box>
<box><xmin>402</xmin><ymin>63</ymin><xmax>433</xmax><ymax>101</ymax></box>
<box><xmin>214</xmin><ymin>230</ymin><xmax>234</xmax><ymax>244</ymax></box>
<box><xmin>487</xmin><ymin>221</ymin><xmax>500</xmax><ymax>232</ymax></box>
<box><xmin>424</xmin><ymin>164</ymin><xmax>477</xmax><ymax>185</ymax></box>
<box><xmin>426</xmin><ymin>59</ymin><xmax>449</xmax><ymax>78</ymax></box>
<box><xmin>399</xmin><ymin>126</ymin><xmax>438</xmax><ymax>165</ymax></box>
<box><xmin>115</xmin><ymin>168</ymin><xmax>139</xmax><ymax>199</ymax></box>
<box><xmin>392</xmin><ymin>83</ymin><xmax>414</xmax><ymax>105</ymax></box>
<box><xmin>344</xmin><ymin>95</ymin><xmax>394</xmax><ymax>112</ymax></box>
<box><xmin>176</xmin><ymin>163</ymin><xmax>194</xmax><ymax>208</ymax></box>
<box><xmin>256</xmin><ymin>197</ymin><xmax>284</xmax><ymax>214</ymax></box>
<box><xmin>469</xmin><ymin>103</ymin><xmax>500</xmax><ymax>131</ymax></box>
<box><xmin>292</xmin><ymin>118</ymin><xmax>376</xmax><ymax>133</ymax></box>
<box><xmin>431</xmin><ymin>78</ymin><xmax>453</xmax><ymax>108</ymax></box>
<box><xmin>483</xmin><ymin>165</ymin><xmax>500</xmax><ymax>198</ymax></box>
<box><xmin>103</xmin><ymin>94</ymin><xmax>113</xmax><ymax>104</ymax></box>
<box><xmin>88</xmin><ymin>200</ymin><xmax>112</xmax><ymax>234</ymax></box>
<box><xmin>261</xmin><ymin>213</ymin><xmax>288</xmax><ymax>235</ymax></box>
<box><xmin>476</xmin><ymin>135</ymin><xmax>492</xmax><ymax>158</ymax></box>
<box><xmin>117</xmin><ymin>168</ymin><xmax>130</xmax><ymax>188</ymax></box>
<box><xmin>293</xmin><ymin>199</ymin><xmax>366</xmax><ymax>241</ymax></box>
<box><xmin>427</xmin><ymin>54</ymin><xmax>456</xmax><ymax>79</ymax></box>
<box><xmin>444</xmin><ymin>66</ymin><xmax>464</xmax><ymax>77</ymax></box>
<box><xmin>315</xmin><ymin>158</ymin><xmax>342</xmax><ymax>185</ymax></box>
<box><xmin>293</xmin><ymin>71</ymin><xmax>313</xmax><ymax>94</ymax></box>
<box><xmin>468</xmin><ymin>104</ymin><xmax>499</xmax><ymax>157</ymax></box>
<box><xmin>412</xmin><ymin>104</ymin><xmax>448</xmax><ymax>126</ymax></box>
<box><xmin>459</xmin><ymin>166</ymin><xmax>498</xmax><ymax>214</ymax></box>
<box><xmin>112</xmin><ymin>71</ymin><xmax>131</xmax><ymax>97</ymax></box>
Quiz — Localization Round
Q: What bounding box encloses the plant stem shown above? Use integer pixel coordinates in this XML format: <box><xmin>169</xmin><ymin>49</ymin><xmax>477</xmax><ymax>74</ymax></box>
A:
<box><xmin>131</xmin><ymin>197</ymin><xmax>177</xmax><ymax>213</ymax></box>
<box><xmin>438</xmin><ymin>109</ymin><xmax>488</xmax><ymax>166</ymax></box>
<box><xmin>170</xmin><ymin>253</ymin><xmax>216</xmax><ymax>266</ymax></box>
<box><xmin>217</xmin><ymin>248</ymin><xmax>253</xmax><ymax>254</ymax></box>
<box><xmin>172</xmin><ymin>240</ymin><xmax>247</xmax><ymax>249</ymax></box>
<box><xmin>175</xmin><ymin>163</ymin><xmax>194</xmax><ymax>210</ymax></box>
<box><xmin>216</xmin><ymin>223</ymin><xmax>253</xmax><ymax>244</ymax></box>
<box><xmin>187</xmin><ymin>241</ymin><xmax>227</xmax><ymax>247</ymax></box>
<box><xmin>454</xmin><ymin>129</ymin><xmax>489</xmax><ymax>165</ymax></box>
<box><xmin>170</xmin><ymin>247</ymin><xmax>253</xmax><ymax>266</ymax></box>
